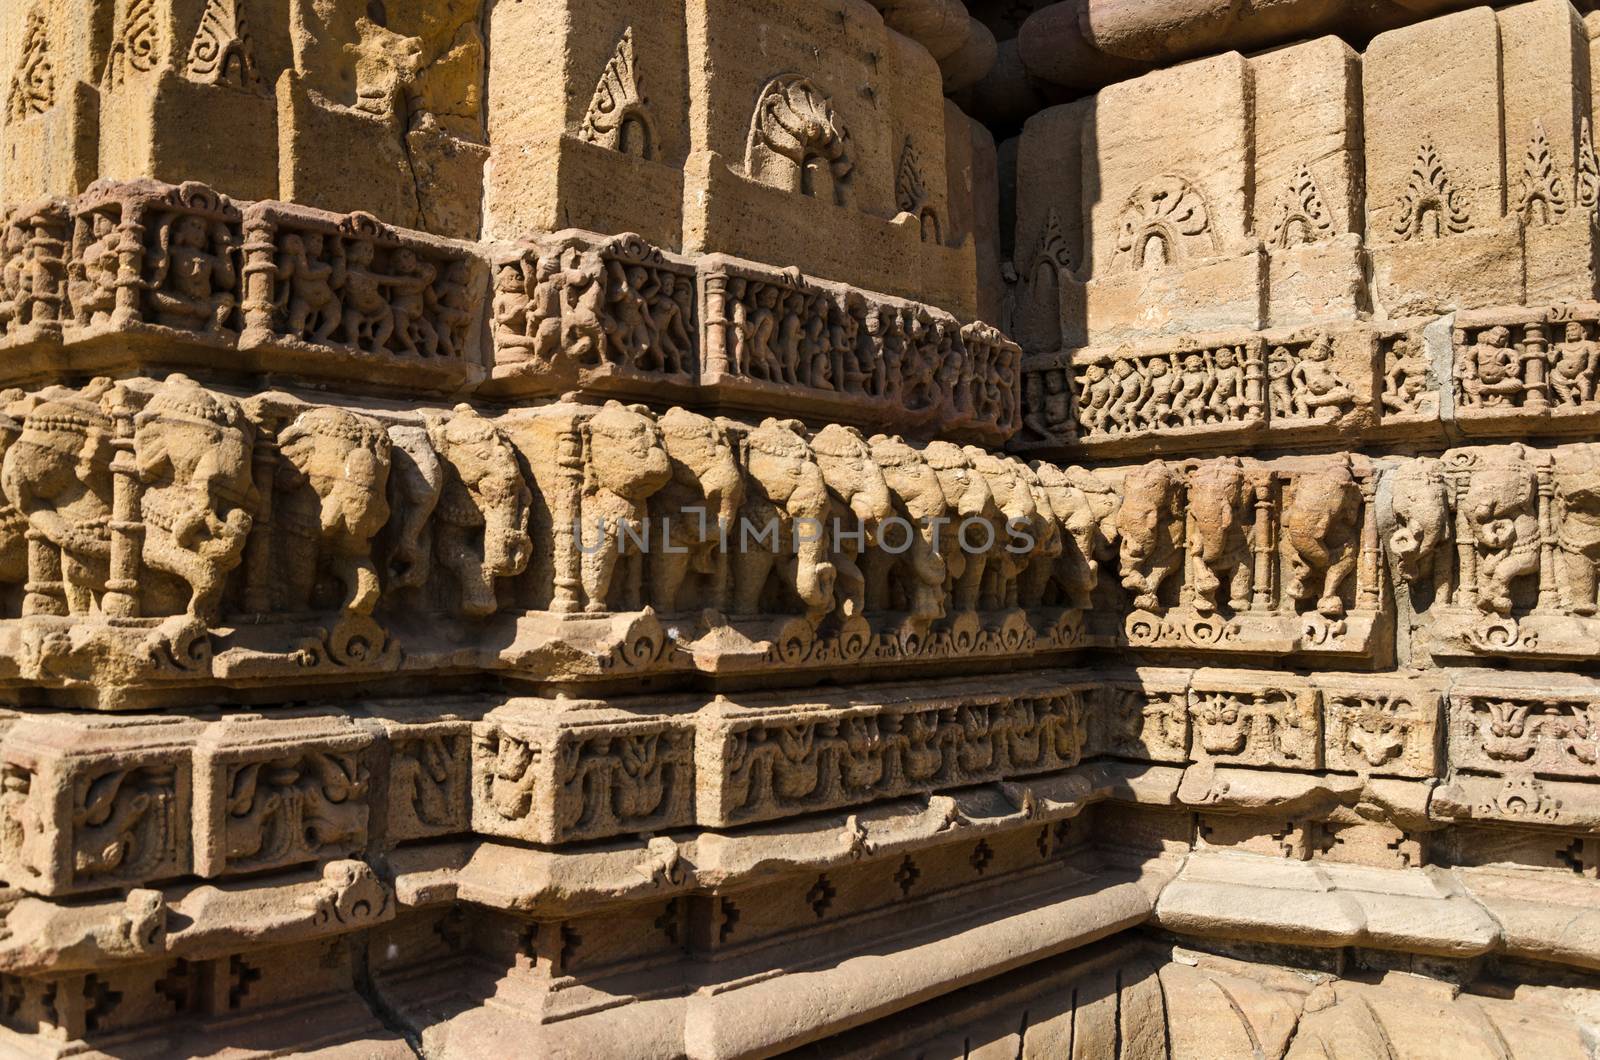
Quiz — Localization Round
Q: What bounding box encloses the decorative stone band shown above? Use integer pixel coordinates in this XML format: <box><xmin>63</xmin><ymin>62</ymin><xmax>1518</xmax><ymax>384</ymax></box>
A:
<box><xmin>1015</xmin><ymin>304</ymin><xmax>1600</xmax><ymax>459</ymax></box>
<box><xmin>484</xmin><ymin>233</ymin><xmax>1021</xmax><ymax>444</ymax></box>
<box><xmin>0</xmin><ymin>379</ymin><xmax>1472</xmax><ymax>705</ymax></box>
<box><xmin>0</xmin><ymin>181</ymin><xmax>1020</xmax><ymax>442</ymax></box>
<box><xmin>25</xmin><ymin>662</ymin><xmax>1600</xmax><ymax>900</ymax></box>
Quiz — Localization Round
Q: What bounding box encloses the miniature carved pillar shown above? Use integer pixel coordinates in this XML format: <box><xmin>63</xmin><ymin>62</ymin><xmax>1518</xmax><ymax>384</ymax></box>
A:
<box><xmin>243</xmin><ymin>418</ymin><xmax>279</xmax><ymax>616</ymax></box>
<box><xmin>23</xmin><ymin>208</ymin><xmax>67</xmax><ymax>328</ymax></box>
<box><xmin>239</xmin><ymin>210</ymin><xmax>278</xmax><ymax>345</ymax></box>
<box><xmin>1523</xmin><ymin>321</ymin><xmax>1550</xmax><ymax>410</ymax></box>
<box><xmin>1536</xmin><ymin>460</ymin><xmax>1560</xmax><ymax>613</ymax></box>
<box><xmin>22</xmin><ymin>529</ymin><xmax>65</xmax><ymax>617</ymax></box>
<box><xmin>1451</xmin><ymin>470</ymin><xmax>1478</xmax><ymax>608</ymax></box>
<box><xmin>1243</xmin><ymin>342</ymin><xmax>1265</xmax><ymax>419</ymax></box>
<box><xmin>1251</xmin><ymin>477</ymin><xmax>1274</xmax><ymax>612</ymax></box>
<box><xmin>1356</xmin><ymin>475</ymin><xmax>1381</xmax><ymax>611</ymax></box>
<box><xmin>550</xmin><ymin>418</ymin><xmax>585</xmax><ymax>614</ymax></box>
<box><xmin>102</xmin><ymin>385</ymin><xmax>142</xmax><ymax>619</ymax></box>
<box><xmin>702</xmin><ymin>270</ymin><xmax>731</xmax><ymax>377</ymax></box>
<box><xmin>110</xmin><ymin>202</ymin><xmax>146</xmax><ymax>328</ymax></box>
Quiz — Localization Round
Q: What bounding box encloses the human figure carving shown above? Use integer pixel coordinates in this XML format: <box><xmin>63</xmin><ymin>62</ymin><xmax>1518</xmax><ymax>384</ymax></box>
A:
<box><xmin>69</xmin><ymin>214</ymin><xmax>122</xmax><ymax>328</ymax></box>
<box><xmin>1281</xmin><ymin>459</ymin><xmax>1361</xmax><ymax>618</ymax></box>
<box><xmin>1208</xmin><ymin>346</ymin><xmax>1246</xmax><ymax>423</ymax></box>
<box><xmin>337</xmin><ymin>237</ymin><xmax>396</xmax><ymax>354</ymax></box>
<box><xmin>1383</xmin><ymin>336</ymin><xmax>1432</xmax><ymax>415</ymax></box>
<box><xmin>144</xmin><ymin>214</ymin><xmax>237</xmax><ymax>333</ymax></box>
<box><xmin>1550</xmin><ymin>321</ymin><xmax>1598</xmax><ymax>407</ymax></box>
<box><xmin>387</xmin><ymin>248</ymin><xmax>439</xmax><ymax>357</ymax></box>
<box><xmin>1457</xmin><ymin>326</ymin><xmax>1526</xmax><ymax>407</ymax></box>
<box><xmin>1288</xmin><ymin>335</ymin><xmax>1354</xmax><ymax>420</ymax></box>
<box><xmin>276</xmin><ymin>232</ymin><xmax>344</xmax><ymax>344</ymax></box>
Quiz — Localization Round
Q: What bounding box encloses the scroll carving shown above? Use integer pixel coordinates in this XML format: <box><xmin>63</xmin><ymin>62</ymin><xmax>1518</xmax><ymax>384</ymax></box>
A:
<box><xmin>580</xmin><ymin>28</ymin><xmax>654</xmax><ymax>160</ymax></box>
<box><xmin>1112</xmin><ymin>174</ymin><xmax>1216</xmax><ymax>272</ymax></box>
<box><xmin>185</xmin><ymin>0</ymin><xmax>263</xmax><ymax>92</ymax></box>
<box><xmin>746</xmin><ymin>75</ymin><xmax>853</xmax><ymax>206</ymax></box>
<box><xmin>1392</xmin><ymin>137</ymin><xmax>1471</xmax><ymax>240</ymax></box>
<box><xmin>5</xmin><ymin>7</ymin><xmax>53</xmax><ymax>124</ymax></box>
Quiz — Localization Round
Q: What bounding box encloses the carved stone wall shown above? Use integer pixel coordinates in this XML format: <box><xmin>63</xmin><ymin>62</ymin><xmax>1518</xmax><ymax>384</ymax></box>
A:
<box><xmin>0</xmin><ymin>1</ymin><xmax>1595</xmax><ymax>1058</ymax></box>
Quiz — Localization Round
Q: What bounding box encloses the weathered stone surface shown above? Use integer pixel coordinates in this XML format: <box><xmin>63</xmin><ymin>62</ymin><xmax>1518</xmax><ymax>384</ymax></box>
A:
<box><xmin>0</xmin><ymin>1</ymin><xmax>1598</xmax><ymax>1056</ymax></box>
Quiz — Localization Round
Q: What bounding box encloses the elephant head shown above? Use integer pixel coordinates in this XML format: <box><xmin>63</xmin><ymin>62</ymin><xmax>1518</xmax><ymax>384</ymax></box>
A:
<box><xmin>867</xmin><ymin>434</ymin><xmax>947</xmax><ymax>620</ymax></box>
<box><xmin>426</xmin><ymin>405</ymin><xmax>534</xmax><ymax>617</ymax></box>
<box><xmin>133</xmin><ymin>374</ymin><xmax>257</xmax><ymax>622</ymax></box>
<box><xmin>382</xmin><ymin>424</ymin><xmax>444</xmax><ymax>593</ymax></box>
<box><xmin>1282</xmin><ymin>457</ymin><xmax>1362</xmax><ymax>617</ymax></box>
<box><xmin>738</xmin><ymin>418</ymin><xmax>835</xmax><ymax>623</ymax></box>
<box><xmin>811</xmin><ymin>423</ymin><xmax>891</xmax><ymax>620</ymax></box>
<box><xmin>1116</xmin><ymin>461</ymin><xmax>1185</xmax><ymax>612</ymax></box>
<box><xmin>277</xmin><ymin>407</ymin><xmax>392</xmax><ymax>616</ymax></box>
<box><xmin>1388</xmin><ymin>462</ymin><xmax>1451</xmax><ymax>589</ymax></box>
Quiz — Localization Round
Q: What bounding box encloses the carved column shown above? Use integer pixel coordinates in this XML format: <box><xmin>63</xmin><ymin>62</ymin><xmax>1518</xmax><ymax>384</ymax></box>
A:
<box><xmin>1356</xmin><ymin>475</ymin><xmax>1380</xmax><ymax>611</ymax></box>
<box><xmin>1243</xmin><ymin>342</ymin><xmax>1265</xmax><ymax>420</ymax></box>
<box><xmin>22</xmin><ymin>529</ymin><xmax>65</xmax><ymax>617</ymax></box>
<box><xmin>549</xmin><ymin>414</ymin><xmax>585</xmax><ymax>614</ymax></box>
<box><xmin>1523</xmin><ymin>321</ymin><xmax>1549</xmax><ymax>410</ymax></box>
<box><xmin>1451</xmin><ymin>469</ymin><xmax>1477</xmax><ymax>609</ymax></box>
<box><xmin>23</xmin><ymin>206</ymin><xmax>67</xmax><ymax>329</ymax></box>
<box><xmin>110</xmin><ymin>201</ymin><xmax>146</xmax><ymax>329</ymax></box>
<box><xmin>1535</xmin><ymin>458</ymin><xmax>1559</xmax><ymax>613</ymax></box>
<box><xmin>239</xmin><ymin>209</ymin><xmax>279</xmax><ymax>346</ymax></box>
<box><xmin>243</xmin><ymin>416</ymin><xmax>280</xmax><ymax>616</ymax></box>
<box><xmin>102</xmin><ymin>386</ymin><xmax>142</xmax><ymax>619</ymax></box>
<box><xmin>701</xmin><ymin>269</ymin><xmax>731</xmax><ymax>378</ymax></box>
<box><xmin>1251</xmin><ymin>476</ymin><xmax>1274</xmax><ymax>612</ymax></box>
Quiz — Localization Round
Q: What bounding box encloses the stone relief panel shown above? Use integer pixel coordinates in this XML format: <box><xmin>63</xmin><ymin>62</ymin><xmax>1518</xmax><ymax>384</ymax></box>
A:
<box><xmin>1391</xmin><ymin>442</ymin><xmax>1600</xmax><ymax>663</ymax></box>
<box><xmin>1105</xmin><ymin>454</ymin><xmax>1386</xmax><ymax>660</ymax></box>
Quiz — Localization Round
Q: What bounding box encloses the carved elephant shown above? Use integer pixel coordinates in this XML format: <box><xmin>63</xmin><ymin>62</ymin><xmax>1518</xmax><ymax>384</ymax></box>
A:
<box><xmin>1387</xmin><ymin>461</ymin><xmax>1452</xmax><ymax>597</ymax></box>
<box><xmin>1116</xmin><ymin>461</ymin><xmax>1185</xmax><ymax>613</ymax></box>
<box><xmin>1464</xmin><ymin>461</ymin><xmax>1541</xmax><ymax>617</ymax></box>
<box><xmin>1282</xmin><ymin>459</ymin><xmax>1361</xmax><ymax>618</ymax></box>
<box><xmin>1554</xmin><ymin>448</ymin><xmax>1600</xmax><ymax>616</ymax></box>
<box><xmin>924</xmin><ymin>441</ymin><xmax>999</xmax><ymax>613</ymax></box>
<box><xmin>576</xmin><ymin>401</ymin><xmax>670</xmax><ymax>613</ymax></box>
<box><xmin>651</xmin><ymin>408</ymin><xmax>744</xmax><ymax>613</ymax></box>
<box><xmin>1028</xmin><ymin>462</ymin><xmax>1112</xmax><ymax>611</ymax></box>
<box><xmin>133</xmin><ymin>374</ymin><xmax>257</xmax><ymax>624</ymax></box>
<box><xmin>275</xmin><ymin>407</ymin><xmax>392</xmax><ymax>618</ymax></box>
<box><xmin>425</xmin><ymin>406</ymin><xmax>533</xmax><ymax>618</ymax></box>
<box><xmin>1</xmin><ymin>380</ymin><xmax>117</xmax><ymax>616</ymax></box>
<box><xmin>866</xmin><ymin>435</ymin><xmax>951</xmax><ymax>622</ymax></box>
<box><xmin>1186</xmin><ymin>457</ymin><xmax>1253</xmax><ymax>614</ymax></box>
<box><xmin>380</xmin><ymin>423</ymin><xmax>444</xmax><ymax>596</ymax></box>
<box><xmin>812</xmin><ymin>423</ymin><xmax>892</xmax><ymax>622</ymax></box>
<box><xmin>733</xmin><ymin>418</ymin><xmax>835</xmax><ymax>626</ymax></box>
<box><xmin>964</xmin><ymin>447</ymin><xmax>1043</xmax><ymax>611</ymax></box>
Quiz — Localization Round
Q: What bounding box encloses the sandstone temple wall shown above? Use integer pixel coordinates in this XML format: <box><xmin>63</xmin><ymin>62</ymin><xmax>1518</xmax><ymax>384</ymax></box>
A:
<box><xmin>0</xmin><ymin>1</ymin><xmax>1595</xmax><ymax>1058</ymax></box>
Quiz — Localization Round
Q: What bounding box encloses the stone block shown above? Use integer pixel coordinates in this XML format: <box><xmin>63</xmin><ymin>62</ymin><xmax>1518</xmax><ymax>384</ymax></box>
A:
<box><xmin>483</xmin><ymin>0</ymin><xmax>687</xmax><ymax>248</ymax></box>
<box><xmin>681</xmin><ymin>0</ymin><xmax>976</xmax><ymax>317</ymax></box>
<box><xmin>0</xmin><ymin>714</ymin><xmax>193</xmax><ymax>896</ymax></box>
<box><xmin>1012</xmin><ymin>100</ymin><xmax>1087</xmax><ymax>353</ymax></box>
<box><xmin>191</xmin><ymin>715</ymin><xmax>373</xmax><ymax>877</ymax></box>
<box><xmin>1188</xmin><ymin>669</ymin><xmax>1322</xmax><ymax>770</ymax></box>
<box><xmin>471</xmin><ymin>700</ymin><xmax>695</xmax><ymax>845</ymax></box>
<box><xmin>1365</xmin><ymin>8</ymin><xmax>1521</xmax><ymax>315</ymax></box>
